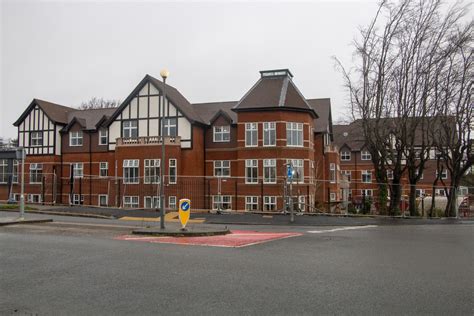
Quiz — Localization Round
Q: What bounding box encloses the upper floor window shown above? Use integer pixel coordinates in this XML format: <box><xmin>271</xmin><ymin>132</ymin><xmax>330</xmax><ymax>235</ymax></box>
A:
<box><xmin>169</xmin><ymin>159</ymin><xmax>177</xmax><ymax>184</ymax></box>
<box><xmin>214</xmin><ymin>160</ymin><xmax>230</xmax><ymax>177</ymax></box>
<box><xmin>123</xmin><ymin>120</ymin><xmax>138</xmax><ymax>138</ymax></box>
<box><xmin>30</xmin><ymin>163</ymin><xmax>43</xmax><ymax>184</ymax></box>
<box><xmin>144</xmin><ymin>159</ymin><xmax>160</xmax><ymax>184</ymax></box>
<box><xmin>245</xmin><ymin>123</ymin><xmax>258</xmax><ymax>147</ymax></box>
<box><xmin>329</xmin><ymin>163</ymin><xmax>336</xmax><ymax>183</ymax></box>
<box><xmin>387</xmin><ymin>169</ymin><xmax>394</xmax><ymax>180</ymax></box>
<box><xmin>213</xmin><ymin>126</ymin><xmax>230</xmax><ymax>142</ymax></box>
<box><xmin>71</xmin><ymin>163</ymin><xmax>83</xmax><ymax>178</ymax></box>
<box><xmin>245</xmin><ymin>159</ymin><xmax>258</xmax><ymax>183</ymax></box>
<box><xmin>263</xmin><ymin>122</ymin><xmax>276</xmax><ymax>146</ymax></box>
<box><xmin>362</xmin><ymin>170</ymin><xmax>372</xmax><ymax>183</ymax></box>
<box><xmin>99</xmin><ymin>129</ymin><xmax>108</xmax><ymax>145</ymax></box>
<box><xmin>343</xmin><ymin>170</ymin><xmax>351</xmax><ymax>182</ymax></box>
<box><xmin>361</xmin><ymin>150</ymin><xmax>372</xmax><ymax>161</ymax></box>
<box><xmin>263</xmin><ymin>159</ymin><xmax>276</xmax><ymax>183</ymax></box>
<box><xmin>436</xmin><ymin>169</ymin><xmax>448</xmax><ymax>180</ymax></box>
<box><xmin>287</xmin><ymin>159</ymin><xmax>304</xmax><ymax>182</ymax></box>
<box><xmin>341</xmin><ymin>151</ymin><xmax>351</xmax><ymax>161</ymax></box>
<box><xmin>123</xmin><ymin>159</ymin><xmax>139</xmax><ymax>184</ymax></box>
<box><xmin>99</xmin><ymin>162</ymin><xmax>108</xmax><ymax>177</ymax></box>
<box><xmin>286</xmin><ymin>122</ymin><xmax>303</xmax><ymax>147</ymax></box>
<box><xmin>0</xmin><ymin>159</ymin><xmax>7</xmax><ymax>183</ymax></box>
<box><xmin>30</xmin><ymin>132</ymin><xmax>43</xmax><ymax>147</ymax></box>
<box><xmin>12</xmin><ymin>160</ymin><xmax>19</xmax><ymax>183</ymax></box>
<box><xmin>162</xmin><ymin>118</ymin><xmax>177</xmax><ymax>137</ymax></box>
<box><xmin>70</xmin><ymin>131</ymin><xmax>83</xmax><ymax>147</ymax></box>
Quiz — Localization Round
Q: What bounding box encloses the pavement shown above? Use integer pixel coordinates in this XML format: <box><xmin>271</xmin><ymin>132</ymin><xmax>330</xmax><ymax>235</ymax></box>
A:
<box><xmin>0</xmin><ymin>212</ymin><xmax>472</xmax><ymax>315</ymax></box>
<box><xmin>0</xmin><ymin>214</ymin><xmax>53</xmax><ymax>226</ymax></box>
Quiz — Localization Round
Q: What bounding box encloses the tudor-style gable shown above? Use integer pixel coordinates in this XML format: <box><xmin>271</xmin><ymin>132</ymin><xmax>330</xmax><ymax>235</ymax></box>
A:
<box><xmin>106</xmin><ymin>75</ymin><xmax>203</xmax><ymax>149</ymax></box>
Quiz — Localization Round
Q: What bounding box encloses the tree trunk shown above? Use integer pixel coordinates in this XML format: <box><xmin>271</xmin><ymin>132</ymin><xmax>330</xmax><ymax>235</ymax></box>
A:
<box><xmin>445</xmin><ymin>186</ymin><xmax>458</xmax><ymax>218</ymax></box>
<box><xmin>389</xmin><ymin>179</ymin><xmax>402</xmax><ymax>216</ymax></box>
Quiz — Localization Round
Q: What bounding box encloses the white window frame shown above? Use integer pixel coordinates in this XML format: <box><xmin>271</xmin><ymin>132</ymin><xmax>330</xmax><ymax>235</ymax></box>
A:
<box><xmin>214</xmin><ymin>160</ymin><xmax>230</xmax><ymax>177</ymax></box>
<box><xmin>287</xmin><ymin>159</ymin><xmax>304</xmax><ymax>183</ymax></box>
<box><xmin>99</xmin><ymin>129</ymin><xmax>108</xmax><ymax>145</ymax></box>
<box><xmin>263</xmin><ymin>122</ymin><xmax>276</xmax><ymax>146</ymax></box>
<box><xmin>343</xmin><ymin>170</ymin><xmax>351</xmax><ymax>182</ymax></box>
<box><xmin>144</xmin><ymin>159</ymin><xmax>159</xmax><ymax>184</ymax></box>
<box><xmin>286</xmin><ymin>122</ymin><xmax>303</xmax><ymax>147</ymax></box>
<box><xmin>361</xmin><ymin>150</ymin><xmax>372</xmax><ymax>161</ymax></box>
<box><xmin>72</xmin><ymin>194</ymin><xmax>84</xmax><ymax>205</ymax></box>
<box><xmin>436</xmin><ymin>170</ymin><xmax>448</xmax><ymax>180</ymax></box>
<box><xmin>144</xmin><ymin>196</ymin><xmax>160</xmax><ymax>209</ymax></box>
<box><xmin>263</xmin><ymin>159</ymin><xmax>276</xmax><ymax>184</ymax></box>
<box><xmin>245</xmin><ymin>196</ymin><xmax>259</xmax><ymax>211</ymax></box>
<box><xmin>362</xmin><ymin>170</ymin><xmax>372</xmax><ymax>183</ymax></box>
<box><xmin>169</xmin><ymin>196</ymin><xmax>177</xmax><ymax>209</ymax></box>
<box><xmin>99</xmin><ymin>162</ymin><xmax>108</xmax><ymax>178</ymax></box>
<box><xmin>245</xmin><ymin>159</ymin><xmax>258</xmax><ymax>184</ymax></box>
<box><xmin>361</xmin><ymin>189</ymin><xmax>373</xmax><ymax>197</ymax></box>
<box><xmin>387</xmin><ymin>169</ymin><xmax>394</xmax><ymax>180</ymax></box>
<box><xmin>123</xmin><ymin>196</ymin><xmax>139</xmax><ymax>208</ymax></box>
<box><xmin>123</xmin><ymin>159</ymin><xmax>139</xmax><ymax>184</ymax></box>
<box><xmin>98</xmin><ymin>194</ymin><xmax>108</xmax><ymax>207</ymax></box>
<box><xmin>169</xmin><ymin>159</ymin><xmax>177</xmax><ymax>184</ymax></box>
<box><xmin>30</xmin><ymin>132</ymin><xmax>43</xmax><ymax>147</ymax></box>
<box><xmin>330</xmin><ymin>193</ymin><xmax>336</xmax><ymax>201</ymax></box>
<box><xmin>263</xmin><ymin>196</ymin><xmax>277</xmax><ymax>211</ymax></box>
<box><xmin>415</xmin><ymin>189</ymin><xmax>425</xmax><ymax>198</ymax></box>
<box><xmin>162</xmin><ymin>118</ymin><xmax>177</xmax><ymax>137</ymax></box>
<box><xmin>245</xmin><ymin>123</ymin><xmax>258</xmax><ymax>147</ymax></box>
<box><xmin>71</xmin><ymin>163</ymin><xmax>84</xmax><ymax>178</ymax></box>
<box><xmin>12</xmin><ymin>160</ymin><xmax>19</xmax><ymax>183</ymax></box>
<box><xmin>122</xmin><ymin>120</ymin><xmax>138</xmax><ymax>138</ymax></box>
<box><xmin>69</xmin><ymin>131</ymin><xmax>83</xmax><ymax>147</ymax></box>
<box><xmin>28</xmin><ymin>194</ymin><xmax>42</xmax><ymax>203</ymax></box>
<box><xmin>298</xmin><ymin>196</ymin><xmax>305</xmax><ymax>212</ymax></box>
<box><xmin>213</xmin><ymin>126</ymin><xmax>230</xmax><ymax>142</ymax></box>
<box><xmin>0</xmin><ymin>159</ymin><xmax>7</xmax><ymax>183</ymax></box>
<box><xmin>341</xmin><ymin>151</ymin><xmax>351</xmax><ymax>161</ymax></box>
<box><xmin>29</xmin><ymin>163</ymin><xmax>43</xmax><ymax>184</ymax></box>
<box><xmin>329</xmin><ymin>163</ymin><xmax>336</xmax><ymax>183</ymax></box>
<box><xmin>212</xmin><ymin>195</ymin><xmax>232</xmax><ymax>211</ymax></box>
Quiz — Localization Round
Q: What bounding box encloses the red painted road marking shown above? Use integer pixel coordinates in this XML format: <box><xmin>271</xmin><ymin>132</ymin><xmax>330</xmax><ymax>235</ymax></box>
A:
<box><xmin>115</xmin><ymin>230</ymin><xmax>302</xmax><ymax>248</ymax></box>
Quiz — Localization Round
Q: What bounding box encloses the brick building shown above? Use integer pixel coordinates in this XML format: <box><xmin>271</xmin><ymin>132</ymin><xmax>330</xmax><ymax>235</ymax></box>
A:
<box><xmin>0</xmin><ymin>69</ymin><xmax>342</xmax><ymax>212</ymax></box>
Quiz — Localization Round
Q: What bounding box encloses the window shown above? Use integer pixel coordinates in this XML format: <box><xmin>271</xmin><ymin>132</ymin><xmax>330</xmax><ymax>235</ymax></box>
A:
<box><xmin>264</xmin><ymin>196</ymin><xmax>277</xmax><ymax>211</ymax></box>
<box><xmin>324</xmin><ymin>133</ymin><xmax>330</xmax><ymax>147</ymax></box>
<box><xmin>162</xmin><ymin>118</ymin><xmax>177</xmax><ymax>137</ymax></box>
<box><xmin>329</xmin><ymin>163</ymin><xmax>336</xmax><ymax>183</ymax></box>
<box><xmin>144</xmin><ymin>159</ymin><xmax>159</xmax><ymax>184</ymax></box>
<box><xmin>30</xmin><ymin>132</ymin><xmax>43</xmax><ymax>147</ymax></box>
<box><xmin>99</xmin><ymin>194</ymin><xmax>108</xmax><ymax>207</ymax></box>
<box><xmin>287</xmin><ymin>159</ymin><xmax>304</xmax><ymax>182</ymax></box>
<box><xmin>286</xmin><ymin>122</ymin><xmax>303</xmax><ymax>147</ymax></box>
<box><xmin>214</xmin><ymin>160</ymin><xmax>230</xmax><ymax>177</ymax></box>
<box><xmin>245</xmin><ymin>159</ymin><xmax>258</xmax><ymax>184</ymax></box>
<box><xmin>123</xmin><ymin>159</ymin><xmax>139</xmax><ymax>184</ymax></box>
<box><xmin>169</xmin><ymin>196</ymin><xmax>177</xmax><ymax>209</ymax></box>
<box><xmin>0</xmin><ymin>159</ymin><xmax>7</xmax><ymax>183</ymax></box>
<box><xmin>124</xmin><ymin>196</ymin><xmax>139</xmax><ymax>208</ymax></box>
<box><xmin>436</xmin><ymin>170</ymin><xmax>448</xmax><ymax>179</ymax></box>
<box><xmin>263</xmin><ymin>122</ymin><xmax>276</xmax><ymax>146</ymax></box>
<box><xmin>72</xmin><ymin>194</ymin><xmax>84</xmax><ymax>205</ymax></box>
<box><xmin>169</xmin><ymin>159</ymin><xmax>177</xmax><ymax>184</ymax></box>
<box><xmin>12</xmin><ymin>160</ymin><xmax>19</xmax><ymax>183</ymax></box>
<box><xmin>99</xmin><ymin>129</ymin><xmax>108</xmax><ymax>145</ymax></box>
<box><xmin>415</xmin><ymin>189</ymin><xmax>425</xmax><ymax>198</ymax></box>
<box><xmin>415</xmin><ymin>170</ymin><xmax>424</xmax><ymax>180</ymax></box>
<box><xmin>298</xmin><ymin>196</ymin><xmax>305</xmax><ymax>212</ymax></box>
<box><xmin>387</xmin><ymin>170</ymin><xmax>394</xmax><ymax>180</ymax></box>
<box><xmin>361</xmin><ymin>150</ymin><xmax>372</xmax><ymax>161</ymax></box>
<box><xmin>343</xmin><ymin>170</ymin><xmax>351</xmax><ymax>182</ymax></box>
<box><xmin>28</xmin><ymin>194</ymin><xmax>42</xmax><ymax>203</ymax></box>
<box><xmin>361</xmin><ymin>189</ymin><xmax>372</xmax><ymax>197</ymax></box>
<box><xmin>99</xmin><ymin>162</ymin><xmax>108</xmax><ymax>177</ymax></box>
<box><xmin>341</xmin><ymin>151</ymin><xmax>351</xmax><ymax>161</ymax></box>
<box><xmin>245</xmin><ymin>123</ymin><xmax>258</xmax><ymax>147</ymax></box>
<box><xmin>71</xmin><ymin>163</ymin><xmax>83</xmax><ymax>178</ymax></box>
<box><xmin>29</xmin><ymin>163</ymin><xmax>43</xmax><ymax>184</ymax></box>
<box><xmin>144</xmin><ymin>196</ymin><xmax>160</xmax><ymax>209</ymax></box>
<box><xmin>245</xmin><ymin>196</ymin><xmax>259</xmax><ymax>211</ymax></box>
<box><xmin>122</xmin><ymin>120</ymin><xmax>138</xmax><ymax>138</ymax></box>
<box><xmin>213</xmin><ymin>126</ymin><xmax>230</xmax><ymax>142</ymax></box>
<box><xmin>435</xmin><ymin>188</ymin><xmax>446</xmax><ymax>196</ymax></box>
<box><xmin>330</xmin><ymin>193</ymin><xmax>336</xmax><ymax>201</ymax></box>
<box><xmin>362</xmin><ymin>170</ymin><xmax>372</xmax><ymax>183</ymax></box>
<box><xmin>263</xmin><ymin>159</ymin><xmax>276</xmax><ymax>183</ymax></box>
<box><xmin>69</xmin><ymin>131</ymin><xmax>83</xmax><ymax>146</ymax></box>
<box><xmin>212</xmin><ymin>196</ymin><xmax>232</xmax><ymax>211</ymax></box>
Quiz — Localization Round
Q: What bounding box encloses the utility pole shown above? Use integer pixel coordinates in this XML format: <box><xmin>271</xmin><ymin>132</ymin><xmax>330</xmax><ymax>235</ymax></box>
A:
<box><xmin>18</xmin><ymin>148</ymin><xmax>25</xmax><ymax>220</ymax></box>
<box><xmin>159</xmin><ymin>69</ymin><xmax>169</xmax><ymax>229</ymax></box>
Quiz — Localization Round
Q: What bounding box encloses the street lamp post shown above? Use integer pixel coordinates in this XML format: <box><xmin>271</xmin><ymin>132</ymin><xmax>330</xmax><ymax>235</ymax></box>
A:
<box><xmin>159</xmin><ymin>69</ymin><xmax>169</xmax><ymax>229</ymax></box>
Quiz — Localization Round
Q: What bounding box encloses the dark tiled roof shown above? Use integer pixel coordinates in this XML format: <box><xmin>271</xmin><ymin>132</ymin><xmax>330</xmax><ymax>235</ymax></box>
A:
<box><xmin>14</xmin><ymin>99</ymin><xmax>76</xmax><ymax>126</ymax></box>
<box><xmin>306</xmin><ymin>98</ymin><xmax>332</xmax><ymax>133</ymax></box>
<box><xmin>191</xmin><ymin>101</ymin><xmax>238</xmax><ymax>124</ymax></box>
<box><xmin>67</xmin><ymin>108</ymin><xmax>116</xmax><ymax>130</ymax></box>
<box><xmin>333</xmin><ymin>121</ymin><xmax>366</xmax><ymax>151</ymax></box>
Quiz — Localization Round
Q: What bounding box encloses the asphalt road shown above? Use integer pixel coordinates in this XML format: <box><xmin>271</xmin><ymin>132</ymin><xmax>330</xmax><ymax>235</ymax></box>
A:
<box><xmin>0</xmin><ymin>213</ymin><xmax>473</xmax><ymax>315</ymax></box>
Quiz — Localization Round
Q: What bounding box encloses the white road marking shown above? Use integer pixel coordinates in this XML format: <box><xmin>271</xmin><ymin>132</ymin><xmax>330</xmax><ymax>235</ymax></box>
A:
<box><xmin>307</xmin><ymin>225</ymin><xmax>378</xmax><ymax>234</ymax></box>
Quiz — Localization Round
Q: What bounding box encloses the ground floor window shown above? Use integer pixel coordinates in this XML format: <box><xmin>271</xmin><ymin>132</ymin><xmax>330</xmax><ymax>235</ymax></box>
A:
<box><xmin>99</xmin><ymin>194</ymin><xmax>108</xmax><ymax>207</ymax></box>
<box><xmin>361</xmin><ymin>189</ymin><xmax>372</xmax><ymax>197</ymax></box>
<box><xmin>124</xmin><ymin>196</ymin><xmax>139</xmax><ymax>208</ymax></box>
<box><xmin>263</xmin><ymin>196</ymin><xmax>277</xmax><ymax>211</ymax></box>
<box><xmin>144</xmin><ymin>196</ymin><xmax>160</xmax><ymax>209</ymax></box>
<box><xmin>28</xmin><ymin>194</ymin><xmax>42</xmax><ymax>203</ymax></box>
<box><xmin>212</xmin><ymin>195</ymin><xmax>232</xmax><ymax>211</ymax></box>
<box><xmin>435</xmin><ymin>188</ymin><xmax>446</xmax><ymax>196</ymax></box>
<box><xmin>298</xmin><ymin>196</ymin><xmax>305</xmax><ymax>212</ymax></box>
<box><xmin>72</xmin><ymin>194</ymin><xmax>84</xmax><ymax>205</ymax></box>
<box><xmin>245</xmin><ymin>196</ymin><xmax>259</xmax><ymax>211</ymax></box>
<box><xmin>415</xmin><ymin>189</ymin><xmax>426</xmax><ymax>198</ymax></box>
<box><xmin>330</xmin><ymin>193</ymin><xmax>336</xmax><ymax>201</ymax></box>
<box><xmin>169</xmin><ymin>196</ymin><xmax>177</xmax><ymax>209</ymax></box>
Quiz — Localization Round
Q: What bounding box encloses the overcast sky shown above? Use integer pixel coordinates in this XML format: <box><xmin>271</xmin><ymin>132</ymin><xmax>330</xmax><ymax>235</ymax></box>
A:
<box><xmin>0</xmin><ymin>0</ymin><xmax>380</xmax><ymax>139</ymax></box>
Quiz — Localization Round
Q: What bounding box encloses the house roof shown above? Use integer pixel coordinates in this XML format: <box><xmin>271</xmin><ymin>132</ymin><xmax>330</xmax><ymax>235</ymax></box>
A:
<box><xmin>67</xmin><ymin>108</ymin><xmax>116</xmax><ymax>130</ymax></box>
<box><xmin>191</xmin><ymin>101</ymin><xmax>238</xmax><ymax>125</ymax></box>
<box><xmin>232</xmin><ymin>69</ymin><xmax>317</xmax><ymax>117</ymax></box>
<box><xmin>13</xmin><ymin>99</ymin><xmax>76</xmax><ymax>126</ymax></box>
<box><xmin>307</xmin><ymin>98</ymin><xmax>333</xmax><ymax>135</ymax></box>
<box><xmin>333</xmin><ymin>121</ymin><xmax>366</xmax><ymax>151</ymax></box>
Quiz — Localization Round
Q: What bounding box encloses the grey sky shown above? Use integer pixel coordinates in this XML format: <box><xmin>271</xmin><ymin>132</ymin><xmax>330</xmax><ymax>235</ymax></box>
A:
<box><xmin>0</xmin><ymin>0</ymin><xmax>379</xmax><ymax>139</ymax></box>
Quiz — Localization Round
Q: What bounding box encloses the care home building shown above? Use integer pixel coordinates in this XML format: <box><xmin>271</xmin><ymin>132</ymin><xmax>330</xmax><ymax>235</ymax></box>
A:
<box><xmin>1</xmin><ymin>69</ymin><xmax>343</xmax><ymax>212</ymax></box>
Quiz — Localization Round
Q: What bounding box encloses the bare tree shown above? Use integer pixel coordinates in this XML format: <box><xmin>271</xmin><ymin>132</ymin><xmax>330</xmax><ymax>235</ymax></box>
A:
<box><xmin>79</xmin><ymin>97</ymin><xmax>120</xmax><ymax>110</ymax></box>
